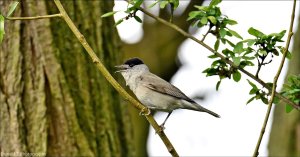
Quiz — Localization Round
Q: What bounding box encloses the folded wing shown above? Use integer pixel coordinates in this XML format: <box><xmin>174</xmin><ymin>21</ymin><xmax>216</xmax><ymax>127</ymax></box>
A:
<box><xmin>139</xmin><ymin>73</ymin><xmax>195</xmax><ymax>103</ymax></box>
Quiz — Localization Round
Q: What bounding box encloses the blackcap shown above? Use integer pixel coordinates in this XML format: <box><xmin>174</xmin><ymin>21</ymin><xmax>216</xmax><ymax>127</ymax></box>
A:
<box><xmin>116</xmin><ymin>58</ymin><xmax>220</xmax><ymax>128</ymax></box>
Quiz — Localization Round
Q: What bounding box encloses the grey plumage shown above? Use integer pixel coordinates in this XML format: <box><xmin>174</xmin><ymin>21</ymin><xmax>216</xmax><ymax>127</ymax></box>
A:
<box><xmin>116</xmin><ymin>58</ymin><xmax>220</xmax><ymax>128</ymax></box>
<box><xmin>139</xmin><ymin>73</ymin><xmax>220</xmax><ymax>118</ymax></box>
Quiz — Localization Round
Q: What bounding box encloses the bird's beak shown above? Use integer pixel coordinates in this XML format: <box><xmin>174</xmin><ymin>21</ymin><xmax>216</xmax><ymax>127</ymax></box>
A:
<box><xmin>115</xmin><ymin>64</ymin><xmax>129</xmax><ymax>73</ymax></box>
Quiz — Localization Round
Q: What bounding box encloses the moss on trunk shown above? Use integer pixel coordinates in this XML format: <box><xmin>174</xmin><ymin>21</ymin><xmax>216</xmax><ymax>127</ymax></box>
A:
<box><xmin>0</xmin><ymin>1</ymin><xmax>136</xmax><ymax>156</ymax></box>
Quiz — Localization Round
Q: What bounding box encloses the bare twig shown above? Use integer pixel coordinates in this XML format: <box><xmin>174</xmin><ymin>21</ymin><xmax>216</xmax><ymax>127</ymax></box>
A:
<box><xmin>52</xmin><ymin>0</ymin><xmax>179</xmax><ymax>156</ymax></box>
<box><xmin>201</xmin><ymin>25</ymin><xmax>212</xmax><ymax>42</ymax></box>
<box><xmin>135</xmin><ymin>4</ymin><xmax>300</xmax><ymax>110</ymax></box>
<box><xmin>253</xmin><ymin>0</ymin><xmax>297</xmax><ymax>156</ymax></box>
<box><xmin>5</xmin><ymin>14</ymin><xmax>62</xmax><ymax>20</ymax></box>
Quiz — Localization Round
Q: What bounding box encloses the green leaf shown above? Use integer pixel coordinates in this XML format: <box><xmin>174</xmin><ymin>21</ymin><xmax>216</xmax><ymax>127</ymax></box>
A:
<box><xmin>214</xmin><ymin>39</ymin><xmax>220</xmax><ymax>51</ymax></box>
<box><xmin>269</xmin><ymin>30</ymin><xmax>286</xmax><ymax>40</ymax></box>
<box><xmin>246</xmin><ymin>96</ymin><xmax>256</xmax><ymax>105</ymax></box>
<box><xmin>134</xmin><ymin>16</ymin><xmax>142</xmax><ymax>23</ymax></box>
<box><xmin>114</xmin><ymin>19</ymin><xmax>124</xmax><ymax>26</ymax></box>
<box><xmin>261</xmin><ymin>96</ymin><xmax>269</xmax><ymax>104</ymax></box>
<box><xmin>101</xmin><ymin>11</ymin><xmax>118</xmax><ymax>18</ymax></box>
<box><xmin>148</xmin><ymin>1</ymin><xmax>159</xmax><ymax>8</ymax></box>
<box><xmin>160</xmin><ymin>1</ymin><xmax>169</xmax><ymax>9</ymax></box>
<box><xmin>225</xmin><ymin>39</ymin><xmax>235</xmax><ymax>47</ymax></box>
<box><xmin>221</xmin><ymin>38</ymin><xmax>226</xmax><ymax>44</ymax></box>
<box><xmin>232</xmin><ymin>56</ymin><xmax>241</xmax><ymax>66</ymax></box>
<box><xmin>202</xmin><ymin>68</ymin><xmax>218</xmax><ymax>76</ymax></box>
<box><xmin>248</xmin><ymin>27</ymin><xmax>264</xmax><ymax>38</ymax></box>
<box><xmin>216</xmin><ymin>80</ymin><xmax>221</xmax><ymax>91</ymax></box>
<box><xmin>285</xmin><ymin>104</ymin><xmax>294</xmax><ymax>113</ymax></box>
<box><xmin>219</xmin><ymin>28</ymin><xmax>226</xmax><ymax>38</ymax></box>
<box><xmin>170</xmin><ymin>0</ymin><xmax>179</xmax><ymax>9</ymax></box>
<box><xmin>243</xmin><ymin>39</ymin><xmax>256</xmax><ymax>47</ymax></box>
<box><xmin>209</xmin><ymin>0</ymin><xmax>222</xmax><ymax>7</ymax></box>
<box><xmin>200</xmin><ymin>16</ymin><xmax>208</xmax><ymax>25</ymax></box>
<box><xmin>187</xmin><ymin>11</ymin><xmax>205</xmax><ymax>21</ymax></box>
<box><xmin>227</xmin><ymin>28</ymin><xmax>243</xmax><ymax>39</ymax></box>
<box><xmin>208</xmin><ymin>54</ymin><xmax>218</xmax><ymax>58</ymax></box>
<box><xmin>286</xmin><ymin>50</ymin><xmax>292</xmax><ymax>59</ymax></box>
<box><xmin>260</xmin><ymin>50</ymin><xmax>267</xmax><ymax>55</ymax></box>
<box><xmin>194</xmin><ymin>5</ymin><xmax>208</xmax><ymax>11</ymax></box>
<box><xmin>222</xmin><ymin>49</ymin><xmax>234</xmax><ymax>57</ymax></box>
<box><xmin>247</xmin><ymin>79</ymin><xmax>258</xmax><ymax>89</ymax></box>
<box><xmin>0</xmin><ymin>15</ymin><xmax>4</xmax><ymax>44</ymax></box>
<box><xmin>242</xmin><ymin>56</ymin><xmax>255</xmax><ymax>60</ymax></box>
<box><xmin>207</xmin><ymin>16</ymin><xmax>217</xmax><ymax>25</ymax></box>
<box><xmin>249</xmin><ymin>88</ymin><xmax>258</xmax><ymax>95</ymax></box>
<box><xmin>224</xmin><ymin>19</ymin><xmax>237</xmax><ymax>25</ymax></box>
<box><xmin>240</xmin><ymin>60</ymin><xmax>255</xmax><ymax>67</ymax></box>
<box><xmin>273</xmin><ymin>96</ymin><xmax>280</xmax><ymax>104</ymax></box>
<box><xmin>233</xmin><ymin>71</ymin><xmax>241</xmax><ymax>82</ymax></box>
<box><xmin>233</xmin><ymin>42</ymin><xmax>243</xmax><ymax>53</ymax></box>
<box><xmin>132</xmin><ymin>0</ymin><xmax>144</xmax><ymax>8</ymax></box>
<box><xmin>7</xmin><ymin>1</ymin><xmax>19</xmax><ymax>17</ymax></box>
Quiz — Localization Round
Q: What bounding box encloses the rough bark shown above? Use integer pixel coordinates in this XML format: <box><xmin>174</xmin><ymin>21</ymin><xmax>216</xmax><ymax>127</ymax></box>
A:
<box><xmin>0</xmin><ymin>1</ymin><xmax>135</xmax><ymax>156</ymax></box>
<box><xmin>268</xmin><ymin>11</ymin><xmax>300</xmax><ymax>156</ymax></box>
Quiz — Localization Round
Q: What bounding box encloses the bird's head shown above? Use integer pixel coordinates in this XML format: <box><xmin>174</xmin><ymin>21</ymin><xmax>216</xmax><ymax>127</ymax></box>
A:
<box><xmin>115</xmin><ymin>58</ymin><xmax>149</xmax><ymax>82</ymax></box>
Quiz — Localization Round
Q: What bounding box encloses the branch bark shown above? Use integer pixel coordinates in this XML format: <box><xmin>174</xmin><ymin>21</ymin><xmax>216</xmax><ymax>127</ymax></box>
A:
<box><xmin>5</xmin><ymin>14</ymin><xmax>62</xmax><ymax>20</ymax></box>
<box><xmin>253</xmin><ymin>0</ymin><xmax>297</xmax><ymax>156</ymax></box>
<box><xmin>52</xmin><ymin>0</ymin><xmax>179</xmax><ymax>156</ymax></box>
<box><xmin>135</xmin><ymin>4</ymin><xmax>300</xmax><ymax>111</ymax></box>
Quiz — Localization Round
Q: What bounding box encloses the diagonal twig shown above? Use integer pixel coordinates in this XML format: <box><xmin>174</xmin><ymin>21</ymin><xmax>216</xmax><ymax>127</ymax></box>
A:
<box><xmin>5</xmin><ymin>14</ymin><xmax>62</xmax><ymax>20</ymax></box>
<box><xmin>253</xmin><ymin>0</ymin><xmax>297</xmax><ymax>156</ymax></box>
<box><xmin>52</xmin><ymin>0</ymin><xmax>179</xmax><ymax>156</ymax></box>
<box><xmin>134</xmin><ymin>3</ymin><xmax>300</xmax><ymax>111</ymax></box>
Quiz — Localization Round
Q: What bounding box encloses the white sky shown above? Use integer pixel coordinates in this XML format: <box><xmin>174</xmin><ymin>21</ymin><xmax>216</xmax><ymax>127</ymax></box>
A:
<box><xmin>114</xmin><ymin>1</ymin><xmax>299</xmax><ymax>156</ymax></box>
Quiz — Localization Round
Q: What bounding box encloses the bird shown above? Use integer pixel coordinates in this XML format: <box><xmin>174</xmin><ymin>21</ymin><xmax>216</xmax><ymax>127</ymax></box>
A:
<box><xmin>115</xmin><ymin>57</ymin><xmax>220</xmax><ymax>128</ymax></box>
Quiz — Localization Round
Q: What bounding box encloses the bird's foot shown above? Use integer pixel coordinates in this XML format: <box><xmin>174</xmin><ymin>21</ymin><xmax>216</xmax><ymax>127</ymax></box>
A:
<box><xmin>155</xmin><ymin>124</ymin><xmax>166</xmax><ymax>134</ymax></box>
<box><xmin>139</xmin><ymin>107</ymin><xmax>151</xmax><ymax>116</ymax></box>
<box><xmin>159</xmin><ymin>124</ymin><xmax>166</xmax><ymax>131</ymax></box>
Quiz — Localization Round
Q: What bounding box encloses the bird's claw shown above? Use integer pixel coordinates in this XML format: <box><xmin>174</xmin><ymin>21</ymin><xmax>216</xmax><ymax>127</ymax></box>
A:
<box><xmin>159</xmin><ymin>124</ymin><xmax>166</xmax><ymax>131</ymax></box>
<box><xmin>139</xmin><ymin>107</ymin><xmax>151</xmax><ymax>116</ymax></box>
<box><xmin>155</xmin><ymin>124</ymin><xmax>165</xmax><ymax>134</ymax></box>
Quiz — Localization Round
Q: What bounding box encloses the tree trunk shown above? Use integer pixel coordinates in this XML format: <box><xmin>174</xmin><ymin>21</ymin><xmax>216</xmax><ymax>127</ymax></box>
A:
<box><xmin>0</xmin><ymin>1</ymin><xmax>135</xmax><ymax>156</ymax></box>
<box><xmin>268</xmin><ymin>11</ymin><xmax>300</xmax><ymax>156</ymax></box>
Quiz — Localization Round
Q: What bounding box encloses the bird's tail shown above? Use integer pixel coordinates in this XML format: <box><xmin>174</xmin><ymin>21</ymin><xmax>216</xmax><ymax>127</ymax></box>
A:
<box><xmin>187</xmin><ymin>103</ymin><xmax>221</xmax><ymax>118</ymax></box>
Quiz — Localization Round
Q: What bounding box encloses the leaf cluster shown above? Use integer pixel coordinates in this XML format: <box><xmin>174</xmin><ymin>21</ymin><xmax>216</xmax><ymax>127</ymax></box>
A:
<box><xmin>198</xmin><ymin>0</ymin><xmax>247</xmax><ymax>90</ymax></box>
<box><xmin>188</xmin><ymin>0</ymin><xmax>241</xmax><ymax>44</ymax></box>
<box><xmin>244</xmin><ymin>28</ymin><xmax>290</xmax><ymax>77</ymax></box>
<box><xmin>196</xmin><ymin>0</ymin><xmax>293</xmax><ymax>109</ymax></box>
<box><xmin>246</xmin><ymin>80</ymin><xmax>270</xmax><ymax>105</ymax></box>
<box><xmin>101</xmin><ymin>0</ymin><xmax>144</xmax><ymax>26</ymax></box>
<box><xmin>149</xmin><ymin>0</ymin><xmax>179</xmax><ymax>10</ymax></box>
<box><xmin>281</xmin><ymin>75</ymin><xmax>300</xmax><ymax>113</ymax></box>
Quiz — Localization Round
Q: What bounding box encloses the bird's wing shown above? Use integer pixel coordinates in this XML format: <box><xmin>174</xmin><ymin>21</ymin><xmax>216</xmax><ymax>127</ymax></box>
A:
<box><xmin>139</xmin><ymin>73</ymin><xmax>195</xmax><ymax>103</ymax></box>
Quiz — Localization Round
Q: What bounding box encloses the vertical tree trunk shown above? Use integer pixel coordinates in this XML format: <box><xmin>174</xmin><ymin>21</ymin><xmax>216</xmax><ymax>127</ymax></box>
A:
<box><xmin>0</xmin><ymin>1</ymin><xmax>136</xmax><ymax>156</ymax></box>
<box><xmin>268</xmin><ymin>12</ymin><xmax>300</xmax><ymax>156</ymax></box>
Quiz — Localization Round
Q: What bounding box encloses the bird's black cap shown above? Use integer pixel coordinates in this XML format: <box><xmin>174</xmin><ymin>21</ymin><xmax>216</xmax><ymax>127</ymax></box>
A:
<box><xmin>124</xmin><ymin>58</ymin><xmax>144</xmax><ymax>67</ymax></box>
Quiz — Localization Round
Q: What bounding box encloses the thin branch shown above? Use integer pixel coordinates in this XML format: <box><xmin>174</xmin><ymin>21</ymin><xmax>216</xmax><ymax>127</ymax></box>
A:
<box><xmin>5</xmin><ymin>14</ymin><xmax>62</xmax><ymax>20</ymax></box>
<box><xmin>169</xmin><ymin>3</ymin><xmax>174</xmax><ymax>23</ymax></box>
<box><xmin>135</xmin><ymin>4</ymin><xmax>300</xmax><ymax>110</ymax></box>
<box><xmin>255</xmin><ymin>57</ymin><xmax>261</xmax><ymax>78</ymax></box>
<box><xmin>52</xmin><ymin>0</ymin><xmax>179</xmax><ymax>156</ymax></box>
<box><xmin>201</xmin><ymin>25</ymin><xmax>212</xmax><ymax>42</ymax></box>
<box><xmin>253</xmin><ymin>0</ymin><xmax>296</xmax><ymax>156</ymax></box>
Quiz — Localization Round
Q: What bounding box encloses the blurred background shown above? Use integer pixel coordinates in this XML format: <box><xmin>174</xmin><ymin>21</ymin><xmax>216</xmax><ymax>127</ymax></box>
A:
<box><xmin>0</xmin><ymin>0</ymin><xmax>299</xmax><ymax>156</ymax></box>
<box><xmin>114</xmin><ymin>0</ymin><xmax>300</xmax><ymax>156</ymax></box>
